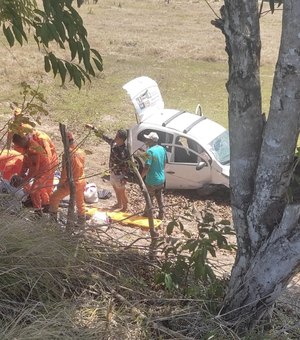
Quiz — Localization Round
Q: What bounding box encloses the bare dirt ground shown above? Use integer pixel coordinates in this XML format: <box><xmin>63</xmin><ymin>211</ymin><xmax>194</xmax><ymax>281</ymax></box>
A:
<box><xmin>77</xmin><ymin>136</ymin><xmax>235</xmax><ymax>277</ymax></box>
<box><xmin>82</xmin><ymin>138</ymin><xmax>231</xmax><ymax>223</ymax></box>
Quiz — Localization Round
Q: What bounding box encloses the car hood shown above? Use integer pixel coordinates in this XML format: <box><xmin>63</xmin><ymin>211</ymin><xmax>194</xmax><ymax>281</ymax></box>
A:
<box><xmin>123</xmin><ymin>76</ymin><xmax>164</xmax><ymax>122</ymax></box>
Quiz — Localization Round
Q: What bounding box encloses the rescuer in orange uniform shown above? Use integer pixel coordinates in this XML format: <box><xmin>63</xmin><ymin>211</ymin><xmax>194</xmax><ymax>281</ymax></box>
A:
<box><xmin>12</xmin><ymin>133</ymin><xmax>53</xmax><ymax>216</ymax></box>
<box><xmin>31</xmin><ymin>129</ymin><xmax>58</xmax><ymax>197</ymax></box>
<box><xmin>0</xmin><ymin>149</ymin><xmax>24</xmax><ymax>180</ymax></box>
<box><xmin>7</xmin><ymin>106</ymin><xmax>58</xmax><ymax>197</ymax></box>
<box><xmin>49</xmin><ymin>132</ymin><xmax>86</xmax><ymax>225</ymax></box>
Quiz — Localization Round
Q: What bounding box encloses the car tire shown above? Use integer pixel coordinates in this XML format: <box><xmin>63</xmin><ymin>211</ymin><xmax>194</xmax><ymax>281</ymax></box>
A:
<box><xmin>196</xmin><ymin>184</ymin><xmax>229</xmax><ymax>199</ymax></box>
<box><xmin>127</xmin><ymin>156</ymin><xmax>144</xmax><ymax>183</ymax></box>
<box><xmin>196</xmin><ymin>184</ymin><xmax>218</xmax><ymax>197</ymax></box>
<box><xmin>133</xmin><ymin>156</ymin><xmax>143</xmax><ymax>174</ymax></box>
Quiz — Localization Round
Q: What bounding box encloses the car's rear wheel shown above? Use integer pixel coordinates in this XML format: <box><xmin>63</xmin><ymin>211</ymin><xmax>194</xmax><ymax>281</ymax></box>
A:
<box><xmin>127</xmin><ymin>156</ymin><xmax>144</xmax><ymax>183</ymax></box>
<box><xmin>133</xmin><ymin>156</ymin><xmax>143</xmax><ymax>173</ymax></box>
<box><xmin>197</xmin><ymin>184</ymin><xmax>230</xmax><ymax>201</ymax></box>
<box><xmin>196</xmin><ymin>184</ymin><xmax>218</xmax><ymax>197</ymax></box>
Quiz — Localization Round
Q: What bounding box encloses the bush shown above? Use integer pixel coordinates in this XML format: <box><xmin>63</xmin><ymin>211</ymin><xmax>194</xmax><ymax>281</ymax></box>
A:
<box><xmin>156</xmin><ymin>211</ymin><xmax>236</xmax><ymax>299</ymax></box>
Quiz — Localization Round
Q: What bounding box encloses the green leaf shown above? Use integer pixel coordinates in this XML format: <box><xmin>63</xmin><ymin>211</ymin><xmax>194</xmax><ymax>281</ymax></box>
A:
<box><xmin>40</xmin><ymin>24</ymin><xmax>50</xmax><ymax>47</ymax></box>
<box><xmin>183</xmin><ymin>229</ymin><xmax>191</xmax><ymax>238</ymax></box>
<box><xmin>44</xmin><ymin>55</ymin><xmax>51</xmax><ymax>73</ymax></box>
<box><xmin>219</xmin><ymin>219</ymin><xmax>231</xmax><ymax>226</ymax></box>
<box><xmin>54</xmin><ymin>19</ymin><xmax>66</xmax><ymax>42</ymax></box>
<box><xmin>57</xmin><ymin>60</ymin><xmax>67</xmax><ymax>84</ymax></box>
<box><xmin>92</xmin><ymin>57</ymin><xmax>103</xmax><ymax>71</ymax></box>
<box><xmin>83</xmin><ymin>48</ymin><xmax>91</xmax><ymax>71</ymax></box>
<box><xmin>203</xmin><ymin>212</ymin><xmax>215</xmax><ymax>224</ymax></box>
<box><xmin>88</xmin><ymin>64</ymin><xmax>95</xmax><ymax>77</ymax></box>
<box><xmin>91</xmin><ymin>48</ymin><xmax>102</xmax><ymax>61</ymax></box>
<box><xmin>46</xmin><ymin>22</ymin><xmax>60</xmax><ymax>42</ymax></box>
<box><xmin>205</xmin><ymin>265</ymin><xmax>216</xmax><ymax>281</ymax></box>
<box><xmin>34</xmin><ymin>9</ymin><xmax>46</xmax><ymax>17</ymax></box>
<box><xmin>64</xmin><ymin>12</ymin><xmax>76</xmax><ymax>38</ymax></box>
<box><xmin>207</xmin><ymin>244</ymin><xmax>216</xmax><ymax>258</ymax></box>
<box><xmin>11</xmin><ymin>25</ymin><xmax>23</xmax><ymax>45</ymax></box>
<box><xmin>182</xmin><ymin>240</ymin><xmax>198</xmax><ymax>252</ymax></box>
<box><xmin>164</xmin><ymin>273</ymin><xmax>174</xmax><ymax>290</ymax></box>
<box><xmin>77</xmin><ymin>65</ymin><xmax>91</xmax><ymax>82</ymax></box>
<box><xmin>68</xmin><ymin>39</ymin><xmax>77</xmax><ymax>60</ymax></box>
<box><xmin>49</xmin><ymin>53</ymin><xmax>58</xmax><ymax>77</ymax></box>
<box><xmin>76</xmin><ymin>41</ymin><xmax>84</xmax><ymax>63</ymax></box>
<box><xmin>73</xmin><ymin>66</ymin><xmax>82</xmax><ymax>89</ymax></box>
<box><xmin>65</xmin><ymin>62</ymin><xmax>74</xmax><ymax>81</ymax></box>
<box><xmin>194</xmin><ymin>260</ymin><xmax>205</xmax><ymax>280</ymax></box>
<box><xmin>178</xmin><ymin>220</ymin><xmax>184</xmax><ymax>231</ymax></box>
<box><xmin>3</xmin><ymin>25</ymin><xmax>15</xmax><ymax>47</ymax></box>
<box><xmin>154</xmin><ymin>272</ymin><xmax>165</xmax><ymax>285</ymax></box>
<box><xmin>77</xmin><ymin>0</ymin><xmax>85</xmax><ymax>8</ymax></box>
<box><xmin>42</xmin><ymin>0</ymin><xmax>51</xmax><ymax>16</ymax></box>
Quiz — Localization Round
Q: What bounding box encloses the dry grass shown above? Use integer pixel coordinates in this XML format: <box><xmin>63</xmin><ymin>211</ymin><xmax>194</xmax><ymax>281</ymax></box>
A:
<box><xmin>0</xmin><ymin>206</ymin><xmax>299</xmax><ymax>339</ymax></box>
<box><xmin>0</xmin><ymin>208</ymin><xmax>227</xmax><ymax>339</ymax></box>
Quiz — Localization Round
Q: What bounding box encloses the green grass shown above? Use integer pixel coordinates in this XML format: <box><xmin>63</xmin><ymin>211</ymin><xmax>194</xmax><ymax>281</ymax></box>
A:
<box><xmin>0</xmin><ymin>0</ymin><xmax>278</xmax><ymax>135</ymax></box>
<box><xmin>0</xmin><ymin>55</ymin><xmax>275</xmax><ymax>133</ymax></box>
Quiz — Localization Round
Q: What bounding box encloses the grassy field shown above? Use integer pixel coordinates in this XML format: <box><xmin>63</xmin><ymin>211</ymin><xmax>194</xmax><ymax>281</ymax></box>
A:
<box><xmin>0</xmin><ymin>0</ymin><xmax>281</xmax><ymax>135</ymax></box>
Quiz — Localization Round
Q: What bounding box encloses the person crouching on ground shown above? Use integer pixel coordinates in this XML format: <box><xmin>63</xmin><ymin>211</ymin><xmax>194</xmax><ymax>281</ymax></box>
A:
<box><xmin>12</xmin><ymin>133</ymin><xmax>53</xmax><ymax>216</ymax></box>
<box><xmin>7</xmin><ymin>106</ymin><xmax>58</xmax><ymax>200</ymax></box>
<box><xmin>141</xmin><ymin>132</ymin><xmax>167</xmax><ymax>220</ymax></box>
<box><xmin>49</xmin><ymin>132</ymin><xmax>86</xmax><ymax>225</ymax></box>
<box><xmin>85</xmin><ymin>124</ymin><xmax>129</xmax><ymax>212</ymax></box>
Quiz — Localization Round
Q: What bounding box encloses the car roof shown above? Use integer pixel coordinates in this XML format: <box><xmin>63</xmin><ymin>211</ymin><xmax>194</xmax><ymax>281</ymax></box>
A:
<box><xmin>141</xmin><ymin>109</ymin><xmax>226</xmax><ymax>146</ymax></box>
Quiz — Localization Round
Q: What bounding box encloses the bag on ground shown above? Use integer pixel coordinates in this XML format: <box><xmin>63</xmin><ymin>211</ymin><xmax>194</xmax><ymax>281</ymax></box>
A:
<box><xmin>84</xmin><ymin>183</ymin><xmax>99</xmax><ymax>203</ymax></box>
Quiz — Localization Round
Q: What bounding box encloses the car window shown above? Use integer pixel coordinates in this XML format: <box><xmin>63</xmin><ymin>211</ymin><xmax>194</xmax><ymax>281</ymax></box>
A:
<box><xmin>173</xmin><ymin>136</ymin><xmax>199</xmax><ymax>163</ymax></box>
<box><xmin>208</xmin><ymin>130</ymin><xmax>230</xmax><ymax>165</ymax></box>
<box><xmin>137</xmin><ymin>129</ymin><xmax>173</xmax><ymax>146</ymax></box>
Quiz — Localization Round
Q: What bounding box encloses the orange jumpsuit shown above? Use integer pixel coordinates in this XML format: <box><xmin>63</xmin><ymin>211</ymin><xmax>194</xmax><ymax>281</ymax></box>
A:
<box><xmin>8</xmin><ymin>124</ymin><xmax>58</xmax><ymax>196</ymax></box>
<box><xmin>0</xmin><ymin>149</ymin><xmax>23</xmax><ymax>180</ymax></box>
<box><xmin>32</xmin><ymin>130</ymin><xmax>58</xmax><ymax>196</ymax></box>
<box><xmin>49</xmin><ymin>145</ymin><xmax>86</xmax><ymax>217</ymax></box>
<box><xmin>21</xmin><ymin>137</ymin><xmax>52</xmax><ymax>209</ymax></box>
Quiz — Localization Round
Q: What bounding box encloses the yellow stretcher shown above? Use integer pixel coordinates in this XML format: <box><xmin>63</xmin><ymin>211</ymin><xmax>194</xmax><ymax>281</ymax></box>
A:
<box><xmin>86</xmin><ymin>207</ymin><xmax>162</xmax><ymax>229</ymax></box>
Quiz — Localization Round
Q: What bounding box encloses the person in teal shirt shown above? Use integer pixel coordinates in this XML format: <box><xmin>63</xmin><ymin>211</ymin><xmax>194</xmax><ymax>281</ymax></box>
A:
<box><xmin>141</xmin><ymin>132</ymin><xmax>167</xmax><ymax>220</ymax></box>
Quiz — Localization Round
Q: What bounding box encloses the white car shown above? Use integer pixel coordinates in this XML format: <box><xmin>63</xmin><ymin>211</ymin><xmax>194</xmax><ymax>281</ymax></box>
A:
<box><xmin>123</xmin><ymin>76</ymin><xmax>230</xmax><ymax>195</ymax></box>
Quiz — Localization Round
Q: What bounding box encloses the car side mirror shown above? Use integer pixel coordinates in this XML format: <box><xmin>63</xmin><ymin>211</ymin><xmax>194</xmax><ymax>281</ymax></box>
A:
<box><xmin>196</xmin><ymin>161</ymin><xmax>207</xmax><ymax>171</ymax></box>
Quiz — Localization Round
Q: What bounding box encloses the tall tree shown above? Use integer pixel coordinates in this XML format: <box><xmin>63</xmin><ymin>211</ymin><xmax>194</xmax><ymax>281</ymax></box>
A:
<box><xmin>0</xmin><ymin>0</ymin><xmax>102</xmax><ymax>88</ymax></box>
<box><xmin>213</xmin><ymin>0</ymin><xmax>300</xmax><ymax>331</ymax></box>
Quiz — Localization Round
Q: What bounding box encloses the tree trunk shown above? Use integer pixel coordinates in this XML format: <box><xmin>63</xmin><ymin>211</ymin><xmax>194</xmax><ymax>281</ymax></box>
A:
<box><xmin>213</xmin><ymin>0</ymin><xmax>300</xmax><ymax>331</ymax></box>
<box><xmin>59</xmin><ymin>123</ymin><xmax>76</xmax><ymax>231</ymax></box>
<box><xmin>127</xmin><ymin>130</ymin><xmax>159</xmax><ymax>259</ymax></box>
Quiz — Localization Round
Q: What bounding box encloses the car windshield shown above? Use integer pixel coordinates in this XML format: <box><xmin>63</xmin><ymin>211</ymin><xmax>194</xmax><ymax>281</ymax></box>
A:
<box><xmin>208</xmin><ymin>130</ymin><xmax>230</xmax><ymax>165</ymax></box>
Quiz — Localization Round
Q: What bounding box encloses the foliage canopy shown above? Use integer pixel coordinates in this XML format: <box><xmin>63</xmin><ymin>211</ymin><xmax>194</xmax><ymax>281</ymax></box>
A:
<box><xmin>0</xmin><ymin>0</ymin><xmax>103</xmax><ymax>88</ymax></box>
